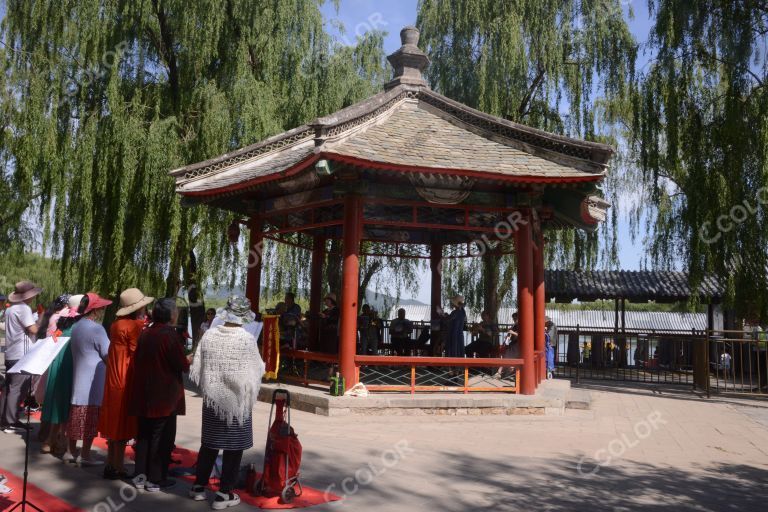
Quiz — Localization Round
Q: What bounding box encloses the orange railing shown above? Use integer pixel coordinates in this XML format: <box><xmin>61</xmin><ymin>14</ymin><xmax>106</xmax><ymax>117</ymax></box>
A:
<box><xmin>354</xmin><ymin>355</ymin><xmax>522</xmax><ymax>394</ymax></box>
<box><xmin>278</xmin><ymin>350</ymin><xmax>523</xmax><ymax>394</ymax></box>
<box><xmin>280</xmin><ymin>349</ymin><xmax>338</xmax><ymax>387</ymax></box>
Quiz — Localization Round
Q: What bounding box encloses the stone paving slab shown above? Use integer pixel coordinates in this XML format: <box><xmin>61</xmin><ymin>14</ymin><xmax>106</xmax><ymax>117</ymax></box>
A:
<box><xmin>1</xmin><ymin>380</ymin><xmax>767</xmax><ymax>511</ymax></box>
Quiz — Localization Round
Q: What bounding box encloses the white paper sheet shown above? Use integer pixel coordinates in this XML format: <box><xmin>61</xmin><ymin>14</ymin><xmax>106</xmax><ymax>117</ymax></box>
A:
<box><xmin>7</xmin><ymin>336</ymin><xmax>70</xmax><ymax>376</ymax></box>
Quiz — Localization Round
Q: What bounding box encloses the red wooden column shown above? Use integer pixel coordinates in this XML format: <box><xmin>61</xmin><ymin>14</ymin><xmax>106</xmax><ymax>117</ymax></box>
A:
<box><xmin>245</xmin><ymin>217</ymin><xmax>263</xmax><ymax>312</ymax></box>
<box><xmin>515</xmin><ymin>212</ymin><xmax>535</xmax><ymax>395</ymax></box>
<box><xmin>308</xmin><ymin>235</ymin><xmax>325</xmax><ymax>351</ymax></box>
<box><xmin>339</xmin><ymin>194</ymin><xmax>362</xmax><ymax>390</ymax></box>
<box><xmin>430</xmin><ymin>243</ymin><xmax>443</xmax><ymax>342</ymax></box>
<box><xmin>533</xmin><ymin>234</ymin><xmax>546</xmax><ymax>383</ymax></box>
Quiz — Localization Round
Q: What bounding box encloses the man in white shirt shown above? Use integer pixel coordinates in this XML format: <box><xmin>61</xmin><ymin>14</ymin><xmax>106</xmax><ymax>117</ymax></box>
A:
<box><xmin>0</xmin><ymin>281</ymin><xmax>42</xmax><ymax>432</ymax></box>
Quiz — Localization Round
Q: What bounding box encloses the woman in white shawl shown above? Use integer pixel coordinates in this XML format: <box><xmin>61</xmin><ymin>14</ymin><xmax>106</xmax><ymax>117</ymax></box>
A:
<box><xmin>188</xmin><ymin>296</ymin><xmax>265</xmax><ymax>510</ymax></box>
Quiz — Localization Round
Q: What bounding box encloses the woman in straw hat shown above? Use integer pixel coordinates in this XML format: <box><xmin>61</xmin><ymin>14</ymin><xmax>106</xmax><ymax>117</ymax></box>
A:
<box><xmin>65</xmin><ymin>292</ymin><xmax>113</xmax><ymax>466</ymax></box>
<box><xmin>40</xmin><ymin>294</ymin><xmax>84</xmax><ymax>455</ymax></box>
<box><xmin>188</xmin><ymin>296</ymin><xmax>265</xmax><ymax>509</ymax></box>
<box><xmin>0</xmin><ymin>281</ymin><xmax>43</xmax><ymax>433</ymax></box>
<box><xmin>445</xmin><ymin>295</ymin><xmax>467</xmax><ymax>358</ymax></box>
<box><xmin>99</xmin><ymin>288</ymin><xmax>153</xmax><ymax>479</ymax></box>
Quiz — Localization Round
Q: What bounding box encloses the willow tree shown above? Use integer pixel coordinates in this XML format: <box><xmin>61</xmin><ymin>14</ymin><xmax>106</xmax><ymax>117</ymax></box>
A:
<box><xmin>629</xmin><ymin>1</ymin><xmax>768</xmax><ymax>320</ymax></box>
<box><xmin>1</xmin><ymin>0</ymin><xmax>388</xmax><ymax>330</ymax></box>
<box><xmin>417</xmin><ymin>0</ymin><xmax>637</xmax><ymax>317</ymax></box>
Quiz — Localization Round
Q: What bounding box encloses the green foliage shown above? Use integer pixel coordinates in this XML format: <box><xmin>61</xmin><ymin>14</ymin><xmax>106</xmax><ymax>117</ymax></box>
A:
<box><xmin>0</xmin><ymin>0</ymin><xmax>387</xmax><ymax>301</ymax></box>
<box><xmin>631</xmin><ymin>1</ymin><xmax>768</xmax><ymax>319</ymax></box>
<box><xmin>417</xmin><ymin>0</ymin><xmax>637</xmax><ymax>312</ymax></box>
<box><xmin>0</xmin><ymin>252</ymin><xmax>64</xmax><ymax>305</ymax></box>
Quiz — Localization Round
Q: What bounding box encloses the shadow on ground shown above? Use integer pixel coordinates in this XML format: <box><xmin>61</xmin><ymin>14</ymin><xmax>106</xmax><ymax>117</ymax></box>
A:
<box><xmin>299</xmin><ymin>448</ymin><xmax>768</xmax><ymax>512</ymax></box>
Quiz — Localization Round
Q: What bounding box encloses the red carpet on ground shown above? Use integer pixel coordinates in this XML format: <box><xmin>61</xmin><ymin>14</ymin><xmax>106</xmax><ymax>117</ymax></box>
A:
<box><xmin>92</xmin><ymin>437</ymin><xmax>341</xmax><ymax>509</ymax></box>
<box><xmin>0</xmin><ymin>467</ymin><xmax>83</xmax><ymax>512</ymax></box>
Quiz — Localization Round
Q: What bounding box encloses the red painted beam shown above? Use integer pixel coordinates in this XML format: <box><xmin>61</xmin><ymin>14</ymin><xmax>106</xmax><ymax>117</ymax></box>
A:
<box><xmin>515</xmin><ymin>214</ymin><xmax>536</xmax><ymax>395</ymax></box>
<box><xmin>354</xmin><ymin>355</ymin><xmax>524</xmax><ymax>367</ymax></box>
<box><xmin>533</xmin><ymin>238</ymin><xmax>546</xmax><ymax>383</ymax></box>
<box><xmin>339</xmin><ymin>194</ymin><xmax>362</xmax><ymax>391</ymax></box>
<box><xmin>323</xmin><ymin>152</ymin><xmax>603</xmax><ymax>185</ymax></box>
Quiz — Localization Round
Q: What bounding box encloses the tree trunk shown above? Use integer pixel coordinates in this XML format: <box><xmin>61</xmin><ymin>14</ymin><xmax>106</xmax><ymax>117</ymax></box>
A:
<box><xmin>326</xmin><ymin>239</ymin><xmax>343</xmax><ymax>297</ymax></box>
<box><xmin>358</xmin><ymin>259</ymin><xmax>382</xmax><ymax>306</ymax></box>
<box><xmin>185</xmin><ymin>249</ymin><xmax>206</xmax><ymax>342</ymax></box>
<box><xmin>482</xmin><ymin>250</ymin><xmax>501</xmax><ymax>323</ymax></box>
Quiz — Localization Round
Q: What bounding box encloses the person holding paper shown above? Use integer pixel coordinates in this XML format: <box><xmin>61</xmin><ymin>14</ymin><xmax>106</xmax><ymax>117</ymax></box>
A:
<box><xmin>65</xmin><ymin>292</ymin><xmax>112</xmax><ymax>466</ymax></box>
<box><xmin>0</xmin><ymin>281</ymin><xmax>42</xmax><ymax>434</ymax></box>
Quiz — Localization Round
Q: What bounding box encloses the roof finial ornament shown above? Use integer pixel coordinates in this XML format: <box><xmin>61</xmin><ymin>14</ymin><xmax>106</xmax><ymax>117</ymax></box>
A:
<box><xmin>385</xmin><ymin>26</ymin><xmax>430</xmax><ymax>91</ymax></box>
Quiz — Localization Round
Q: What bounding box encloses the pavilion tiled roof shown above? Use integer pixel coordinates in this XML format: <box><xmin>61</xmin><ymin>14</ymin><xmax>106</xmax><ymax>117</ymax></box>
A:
<box><xmin>545</xmin><ymin>270</ymin><xmax>724</xmax><ymax>303</ymax></box>
<box><xmin>324</xmin><ymin>99</ymin><xmax>598</xmax><ymax>180</ymax></box>
<box><xmin>171</xmin><ymin>27</ymin><xmax>614</xmax><ymax>197</ymax></box>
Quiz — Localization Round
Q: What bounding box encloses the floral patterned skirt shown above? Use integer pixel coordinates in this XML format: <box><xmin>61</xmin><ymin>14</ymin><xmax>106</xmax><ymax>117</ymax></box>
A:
<box><xmin>66</xmin><ymin>405</ymin><xmax>100</xmax><ymax>440</ymax></box>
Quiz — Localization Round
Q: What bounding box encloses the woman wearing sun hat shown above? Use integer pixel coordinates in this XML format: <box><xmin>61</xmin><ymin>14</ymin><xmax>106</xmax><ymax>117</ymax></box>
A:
<box><xmin>99</xmin><ymin>288</ymin><xmax>153</xmax><ymax>479</ymax></box>
<box><xmin>0</xmin><ymin>281</ymin><xmax>42</xmax><ymax>433</ymax></box>
<box><xmin>41</xmin><ymin>294</ymin><xmax>84</xmax><ymax>455</ymax></box>
<box><xmin>188</xmin><ymin>296</ymin><xmax>265</xmax><ymax>508</ymax></box>
<box><xmin>65</xmin><ymin>292</ymin><xmax>112</xmax><ymax>466</ymax></box>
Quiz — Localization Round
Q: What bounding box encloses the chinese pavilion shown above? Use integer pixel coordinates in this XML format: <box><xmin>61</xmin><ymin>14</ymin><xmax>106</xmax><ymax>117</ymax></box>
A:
<box><xmin>170</xmin><ymin>26</ymin><xmax>613</xmax><ymax>395</ymax></box>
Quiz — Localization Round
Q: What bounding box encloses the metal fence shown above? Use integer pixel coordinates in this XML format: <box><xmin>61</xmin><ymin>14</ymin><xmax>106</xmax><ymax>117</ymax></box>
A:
<box><xmin>705</xmin><ymin>330</ymin><xmax>768</xmax><ymax>396</ymax></box>
<box><xmin>280</xmin><ymin>322</ymin><xmax>768</xmax><ymax>397</ymax></box>
<box><xmin>550</xmin><ymin>325</ymin><xmax>768</xmax><ymax>397</ymax></box>
<box><xmin>551</xmin><ymin>325</ymin><xmax>700</xmax><ymax>386</ymax></box>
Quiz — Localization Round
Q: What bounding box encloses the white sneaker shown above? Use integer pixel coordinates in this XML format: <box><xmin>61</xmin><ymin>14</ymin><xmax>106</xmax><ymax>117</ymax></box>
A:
<box><xmin>212</xmin><ymin>491</ymin><xmax>240</xmax><ymax>509</ymax></box>
<box><xmin>132</xmin><ymin>475</ymin><xmax>147</xmax><ymax>490</ymax></box>
<box><xmin>189</xmin><ymin>485</ymin><xmax>206</xmax><ymax>501</ymax></box>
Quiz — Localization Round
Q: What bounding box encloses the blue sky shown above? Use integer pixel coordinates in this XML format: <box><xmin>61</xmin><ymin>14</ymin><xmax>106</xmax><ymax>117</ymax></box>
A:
<box><xmin>321</xmin><ymin>1</ymin><xmax>656</xmax><ymax>302</ymax></box>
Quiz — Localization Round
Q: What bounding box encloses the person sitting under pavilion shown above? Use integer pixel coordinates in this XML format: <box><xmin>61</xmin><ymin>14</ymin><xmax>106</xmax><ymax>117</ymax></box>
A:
<box><xmin>389</xmin><ymin>308</ymin><xmax>414</xmax><ymax>356</ymax></box>
<box><xmin>466</xmin><ymin>310</ymin><xmax>498</xmax><ymax>358</ymax></box>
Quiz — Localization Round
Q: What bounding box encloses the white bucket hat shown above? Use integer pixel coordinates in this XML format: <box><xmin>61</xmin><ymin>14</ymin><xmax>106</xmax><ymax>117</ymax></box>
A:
<box><xmin>217</xmin><ymin>296</ymin><xmax>256</xmax><ymax>325</ymax></box>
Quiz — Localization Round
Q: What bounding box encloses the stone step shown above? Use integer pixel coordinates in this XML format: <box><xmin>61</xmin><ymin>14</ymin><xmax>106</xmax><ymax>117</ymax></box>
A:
<box><xmin>258</xmin><ymin>381</ymin><xmax>577</xmax><ymax>416</ymax></box>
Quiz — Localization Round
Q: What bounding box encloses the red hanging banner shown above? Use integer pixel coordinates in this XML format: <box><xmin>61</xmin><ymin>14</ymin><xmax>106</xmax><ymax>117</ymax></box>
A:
<box><xmin>261</xmin><ymin>315</ymin><xmax>281</xmax><ymax>380</ymax></box>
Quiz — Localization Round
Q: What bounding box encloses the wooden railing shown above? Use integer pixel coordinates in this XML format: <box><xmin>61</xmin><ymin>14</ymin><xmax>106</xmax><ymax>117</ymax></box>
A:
<box><xmin>354</xmin><ymin>355</ymin><xmax>522</xmax><ymax>394</ymax></box>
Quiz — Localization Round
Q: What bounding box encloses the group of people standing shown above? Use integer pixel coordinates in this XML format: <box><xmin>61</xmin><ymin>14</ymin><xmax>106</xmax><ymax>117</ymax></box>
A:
<box><xmin>1</xmin><ymin>281</ymin><xmax>265</xmax><ymax>509</ymax></box>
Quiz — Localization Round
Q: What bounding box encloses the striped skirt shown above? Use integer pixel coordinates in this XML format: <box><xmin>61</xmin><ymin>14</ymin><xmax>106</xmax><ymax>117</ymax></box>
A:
<box><xmin>201</xmin><ymin>404</ymin><xmax>253</xmax><ymax>451</ymax></box>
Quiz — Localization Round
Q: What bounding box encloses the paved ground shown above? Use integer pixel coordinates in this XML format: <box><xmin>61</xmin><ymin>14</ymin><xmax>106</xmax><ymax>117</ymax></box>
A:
<box><xmin>1</xmin><ymin>380</ymin><xmax>767</xmax><ymax>511</ymax></box>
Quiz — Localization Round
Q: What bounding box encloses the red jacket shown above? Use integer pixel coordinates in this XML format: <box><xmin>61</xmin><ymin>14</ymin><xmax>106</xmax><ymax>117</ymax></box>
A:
<box><xmin>128</xmin><ymin>323</ymin><xmax>189</xmax><ymax>418</ymax></box>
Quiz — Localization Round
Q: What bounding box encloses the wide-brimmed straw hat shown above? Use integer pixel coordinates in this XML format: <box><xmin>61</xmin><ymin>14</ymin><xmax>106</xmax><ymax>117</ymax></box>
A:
<box><xmin>324</xmin><ymin>293</ymin><xmax>337</xmax><ymax>304</ymax></box>
<box><xmin>450</xmin><ymin>295</ymin><xmax>465</xmax><ymax>307</ymax></box>
<box><xmin>81</xmin><ymin>292</ymin><xmax>112</xmax><ymax>315</ymax></box>
<box><xmin>217</xmin><ymin>296</ymin><xmax>256</xmax><ymax>326</ymax></box>
<box><xmin>116</xmin><ymin>288</ymin><xmax>154</xmax><ymax>317</ymax></box>
<box><xmin>8</xmin><ymin>281</ymin><xmax>43</xmax><ymax>303</ymax></box>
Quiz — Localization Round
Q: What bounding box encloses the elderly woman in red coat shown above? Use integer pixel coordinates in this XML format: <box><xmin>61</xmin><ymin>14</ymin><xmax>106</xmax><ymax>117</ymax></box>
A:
<box><xmin>128</xmin><ymin>298</ymin><xmax>190</xmax><ymax>492</ymax></box>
